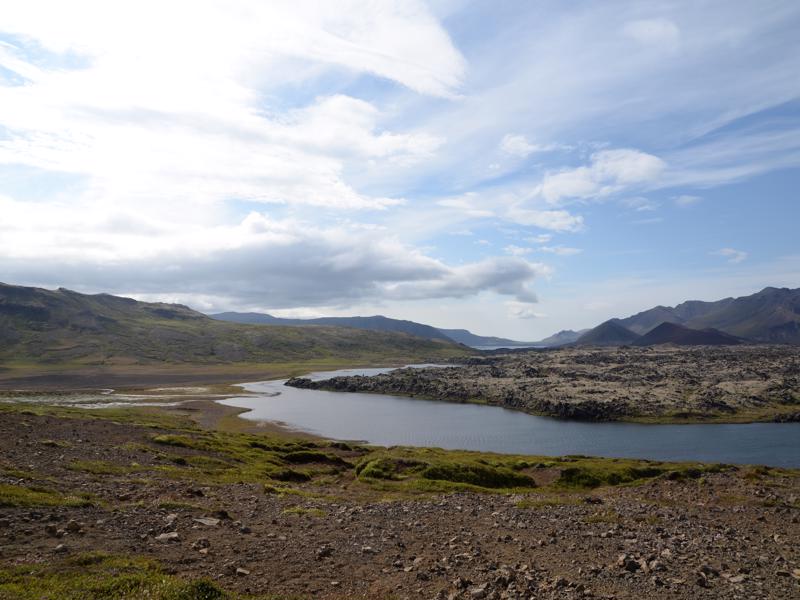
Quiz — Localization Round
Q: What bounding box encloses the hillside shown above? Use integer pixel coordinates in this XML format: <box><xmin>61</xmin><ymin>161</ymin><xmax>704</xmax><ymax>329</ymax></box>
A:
<box><xmin>533</xmin><ymin>329</ymin><xmax>587</xmax><ymax>347</ymax></box>
<box><xmin>212</xmin><ymin>311</ymin><xmax>535</xmax><ymax>348</ymax></box>
<box><xmin>212</xmin><ymin>312</ymin><xmax>454</xmax><ymax>342</ymax></box>
<box><xmin>634</xmin><ymin>322</ymin><xmax>743</xmax><ymax>346</ymax></box>
<box><xmin>619</xmin><ymin>286</ymin><xmax>800</xmax><ymax>344</ymax></box>
<box><xmin>435</xmin><ymin>328</ymin><xmax>536</xmax><ymax>347</ymax></box>
<box><xmin>574</xmin><ymin>320</ymin><xmax>641</xmax><ymax>346</ymax></box>
<box><xmin>0</xmin><ymin>283</ymin><xmax>469</xmax><ymax>370</ymax></box>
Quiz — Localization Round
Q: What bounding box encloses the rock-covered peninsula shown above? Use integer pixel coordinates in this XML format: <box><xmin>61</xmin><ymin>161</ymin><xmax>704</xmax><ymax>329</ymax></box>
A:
<box><xmin>287</xmin><ymin>346</ymin><xmax>800</xmax><ymax>423</ymax></box>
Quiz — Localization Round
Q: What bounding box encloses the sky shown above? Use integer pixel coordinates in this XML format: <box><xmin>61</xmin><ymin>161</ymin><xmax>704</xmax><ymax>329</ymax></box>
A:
<box><xmin>1</xmin><ymin>1</ymin><xmax>799</xmax><ymax>339</ymax></box>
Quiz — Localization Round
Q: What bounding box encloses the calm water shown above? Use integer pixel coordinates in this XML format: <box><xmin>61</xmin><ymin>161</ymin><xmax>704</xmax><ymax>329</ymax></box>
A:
<box><xmin>219</xmin><ymin>367</ymin><xmax>800</xmax><ymax>467</ymax></box>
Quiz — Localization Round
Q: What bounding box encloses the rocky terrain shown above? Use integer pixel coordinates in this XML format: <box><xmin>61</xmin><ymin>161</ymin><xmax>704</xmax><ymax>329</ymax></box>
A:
<box><xmin>287</xmin><ymin>346</ymin><xmax>800</xmax><ymax>422</ymax></box>
<box><xmin>0</xmin><ymin>405</ymin><xmax>798</xmax><ymax>599</ymax></box>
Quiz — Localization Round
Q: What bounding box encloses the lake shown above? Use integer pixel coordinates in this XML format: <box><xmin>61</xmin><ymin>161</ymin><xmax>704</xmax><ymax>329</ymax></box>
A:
<box><xmin>219</xmin><ymin>366</ymin><xmax>800</xmax><ymax>468</ymax></box>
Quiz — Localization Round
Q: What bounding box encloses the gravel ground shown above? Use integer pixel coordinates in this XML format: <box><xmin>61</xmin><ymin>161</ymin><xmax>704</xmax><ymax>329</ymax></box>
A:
<box><xmin>1</xmin><ymin>410</ymin><xmax>799</xmax><ymax>599</ymax></box>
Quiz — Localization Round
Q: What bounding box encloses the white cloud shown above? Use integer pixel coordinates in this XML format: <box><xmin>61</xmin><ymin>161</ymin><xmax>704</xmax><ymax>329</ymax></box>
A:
<box><xmin>499</xmin><ymin>133</ymin><xmax>550</xmax><ymax>158</ymax></box>
<box><xmin>621</xmin><ymin>196</ymin><xmax>660</xmax><ymax>212</ymax></box>
<box><xmin>539</xmin><ymin>245</ymin><xmax>582</xmax><ymax>256</ymax></box>
<box><xmin>712</xmin><ymin>247</ymin><xmax>748</xmax><ymax>264</ymax></box>
<box><xmin>505</xmin><ymin>206</ymin><xmax>585</xmax><ymax>232</ymax></box>
<box><xmin>0</xmin><ymin>1</ymin><xmax>464</xmax><ymax>213</ymax></box>
<box><xmin>623</xmin><ymin>18</ymin><xmax>680</xmax><ymax>48</ymax></box>
<box><xmin>537</xmin><ymin>149</ymin><xmax>666</xmax><ymax>205</ymax></box>
<box><xmin>0</xmin><ymin>196</ymin><xmax>552</xmax><ymax>309</ymax></box>
<box><xmin>437</xmin><ymin>194</ymin><xmax>494</xmax><ymax>217</ymax></box>
<box><xmin>504</xmin><ymin>245</ymin><xmax>533</xmax><ymax>256</ymax></box>
<box><xmin>673</xmin><ymin>194</ymin><xmax>702</xmax><ymax>206</ymax></box>
<box><xmin>507</xmin><ymin>302</ymin><xmax>546</xmax><ymax>320</ymax></box>
<box><xmin>527</xmin><ymin>234</ymin><xmax>553</xmax><ymax>244</ymax></box>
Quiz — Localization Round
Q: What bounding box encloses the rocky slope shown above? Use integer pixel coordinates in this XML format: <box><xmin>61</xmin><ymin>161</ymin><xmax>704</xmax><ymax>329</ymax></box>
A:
<box><xmin>633</xmin><ymin>322</ymin><xmax>743</xmax><ymax>346</ymax></box>
<box><xmin>288</xmin><ymin>346</ymin><xmax>800</xmax><ymax>422</ymax></box>
<box><xmin>0</xmin><ymin>408</ymin><xmax>798</xmax><ymax>600</ymax></box>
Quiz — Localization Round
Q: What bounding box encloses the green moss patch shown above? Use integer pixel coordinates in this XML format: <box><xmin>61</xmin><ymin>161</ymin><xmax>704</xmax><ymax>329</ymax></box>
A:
<box><xmin>0</xmin><ymin>484</ymin><xmax>93</xmax><ymax>508</ymax></box>
<box><xmin>0</xmin><ymin>552</ymin><xmax>281</xmax><ymax>599</ymax></box>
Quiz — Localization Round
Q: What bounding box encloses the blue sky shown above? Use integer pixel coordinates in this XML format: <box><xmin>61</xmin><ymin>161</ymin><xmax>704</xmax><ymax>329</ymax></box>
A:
<box><xmin>0</xmin><ymin>1</ymin><xmax>798</xmax><ymax>338</ymax></box>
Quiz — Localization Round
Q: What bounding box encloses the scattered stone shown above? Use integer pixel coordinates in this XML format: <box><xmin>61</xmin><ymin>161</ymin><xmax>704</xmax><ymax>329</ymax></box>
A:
<box><xmin>155</xmin><ymin>532</ymin><xmax>180</xmax><ymax>542</ymax></box>
<box><xmin>193</xmin><ymin>517</ymin><xmax>220</xmax><ymax>527</ymax></box>
<box><xmin>65</xmin><ymin>519</ymin><xmax>81</xmax><ymax>533</ymax></box>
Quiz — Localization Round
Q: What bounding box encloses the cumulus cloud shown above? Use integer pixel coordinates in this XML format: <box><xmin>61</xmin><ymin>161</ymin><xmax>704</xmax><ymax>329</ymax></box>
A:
<box><xmin>0</xmin><ymin>196</ymin><xmax>549</xmax><ymax>309</ymax></box>
<box><xmin>499</xmin><ymin>134</ymin><xmax>546</xmax><ymax>157</ymax></box>
<box><xmin>507</xmin><ymin>302</ymin><xmax>546</xmax><ymax>320</ymax></box>
<box><xmin>386</xmin><ymin>257</ymin><xmax>550</xmax><ymax>304</ymax></box>
<box><xmin>712</xmin><ymin>247</ymin><xmax>748</xmax><ymax>264</ymax></box>
<box><xmin>536</xmin><ymin>149</ymin><xmax>666</xmax><ymax>205</ymax></box>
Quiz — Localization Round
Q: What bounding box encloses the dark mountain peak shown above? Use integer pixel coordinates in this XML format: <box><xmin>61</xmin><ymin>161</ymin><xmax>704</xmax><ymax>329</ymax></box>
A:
<box><xmin>575</xmin><ymin>319</ymin><xmax>641</xmax><ymax>346</ymax></box>
<box><xmin>616</xmin><ymin>286</ymin><xmax>800</xmax><ymax>344</ymax></box>
<box><xmin>635</xmin><ymin>322</ymin><xmax>744</xmax><ymax>346</ymax></box>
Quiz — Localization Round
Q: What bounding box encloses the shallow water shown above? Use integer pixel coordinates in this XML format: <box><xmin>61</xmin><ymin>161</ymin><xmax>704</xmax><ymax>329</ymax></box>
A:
<box><xmin>220</xmin><ymin>367</ymin><xmax>800</xmax><ymax>467</ymax></box>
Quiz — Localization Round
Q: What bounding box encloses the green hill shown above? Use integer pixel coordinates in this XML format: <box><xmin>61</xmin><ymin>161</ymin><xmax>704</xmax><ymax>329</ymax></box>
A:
<box><xmin>0</xmin><ymin>283</ymin><xmax>470</xmax><ymax>372</ymax></box>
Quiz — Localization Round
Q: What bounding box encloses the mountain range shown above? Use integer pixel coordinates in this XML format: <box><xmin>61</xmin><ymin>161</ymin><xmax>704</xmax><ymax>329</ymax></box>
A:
<box><xmin>211</xmin><ymin>312</ymin><xmax>538</xmax><ymax>348</ymax></box>
<box><xmin>618</xmin><ymin>286</ymin><xmax>800</xmax><ymax>344</ymax></box>
<box><xmin>572</xmin><ymin>286</ymin><xmax>800</xmax><ymax>346</ymax></box>
<box><xmin>214</xmin><ymin>286</ymin><xmax>800</xmax><ymax>348</ymax></box>
<box><xmin>0</xmin><ymin>283</ymin><xmax>467</xmax><ymax>369</ymax></box>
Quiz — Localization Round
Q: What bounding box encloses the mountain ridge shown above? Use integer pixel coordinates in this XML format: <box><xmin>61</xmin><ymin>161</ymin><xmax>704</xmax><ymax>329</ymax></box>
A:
<box><xmin>618</xmin><ymin>286</ymin><xmax>800</xmax><ymax>344</ymax></box>
<box><xmin>0</xmin><ymin>283</ymin><xmax>469</xmax><ymax>368</ymax></box>
<box><xmin>211</xmin><ymin>312</ymin><xmax>537</xmax><ymax>348</ymax></box>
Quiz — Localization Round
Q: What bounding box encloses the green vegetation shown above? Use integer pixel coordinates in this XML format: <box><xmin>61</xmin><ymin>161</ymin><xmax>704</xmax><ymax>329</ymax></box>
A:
<box><xmin>0</xmin><ymin>553</ymin><xmax>283</xmax><ymax>600</ymax></box>
<box><xmin>0</xmin><ymin>484</ymin><xmax>93</xmax><ymax>508</ymax></box>
<box><xmin>67</xmin><ymin>460</ymin><xmax>146</xmax><ymax>476</ymax></box>
<box><xmin>0</xmin><ymin>283</ymin><xmax>469</xmax><ymax>378</ymax></box>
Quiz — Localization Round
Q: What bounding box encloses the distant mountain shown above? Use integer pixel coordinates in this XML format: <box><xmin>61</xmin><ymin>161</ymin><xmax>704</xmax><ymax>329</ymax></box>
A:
<box><xmin>0</xmin><ymin>283</ymin><xmax>468</xmax><ymax>368</ymax></box>
<box><xmin>619</xmin><ymin>286</ymin><xmax>800</xmax><ymax>344</ymax></box>
<box><xmin>575</xmin><ymin>320</ymin><xmax>641</xmax><ymax>346</ymax></box>
<box><xmin>212</xmin><ymin>312</ymin><xmax>535</xmax><ymax>348</ymax></box>
<box><xmin>211</xmin><ymin>312</ymin><xmax>453</xmax><ymax>342</ymax></box>
<box><xmin>436</xmin><ymin>328</ymin><xmax>537</xmax><ymax>348</ymax></box>
<box><xmin>634</xmin><ymin>322</ymin><xmax>743</xmax><ymax>346</ymax></box>
<box><xmin>533</xmin><ymin>329</ymin><xmax>588</xmax><ymax>347</ymax></box>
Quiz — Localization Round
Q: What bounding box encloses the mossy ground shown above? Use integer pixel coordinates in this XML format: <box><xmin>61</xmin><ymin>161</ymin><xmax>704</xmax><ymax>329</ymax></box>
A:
<box><xmin>0</xmin><ymin>553</ymin><xmax>289</xmax><ymax>600</ymax></box>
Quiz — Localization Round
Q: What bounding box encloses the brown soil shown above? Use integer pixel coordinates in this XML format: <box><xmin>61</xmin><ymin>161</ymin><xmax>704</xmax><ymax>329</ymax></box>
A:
<box><xmin>1</xmin><ymin>411</ymin><xmax>798</xmax><ymax>599</ymax></box>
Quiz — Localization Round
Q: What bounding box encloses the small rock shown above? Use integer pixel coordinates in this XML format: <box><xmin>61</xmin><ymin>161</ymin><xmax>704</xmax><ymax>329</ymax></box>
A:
<box><xmin>155</xmin><ymin>532</ymin><xmax>180</xmax><ymax>542</ymax></box>
<box><xmin>0</xmin><ymin>519</ymin><xmax>10</xmax><ymax>528</ymax></box>
<box><xmin>235</xmin><ymin>567</ymin><xmax>250</xmax><ymax>577</ymax></box>
<box><xmin>193</xmin><ymin>517</ymin><xmax>220</xmax><ymax>527</ymax></box>
<box><xmin>53</xmin><ymin>543</ymin><xmax>67</xmax><ymax>553</ymax></box>
<box><xmin>65</xmin><ymin>519</ymin><xmax>81</xmax><ymax>533</ymax></box>
<box><xmin>469</xmin><ymin>583</ymin><xmax>488</xmax><ymax>599</ymax></box>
